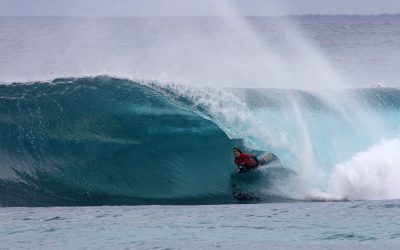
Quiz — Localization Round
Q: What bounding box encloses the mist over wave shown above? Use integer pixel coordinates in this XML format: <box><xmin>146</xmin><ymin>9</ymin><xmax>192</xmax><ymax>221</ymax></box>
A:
<box><xmin>0</xmin><ymin>76</ymin><xmax>399</xmax><ymax>206</ymax></box>
<box><xmin>3</xmin><ymin>15</ymin><xmax>400</xmax><ymax>88</ymax></box>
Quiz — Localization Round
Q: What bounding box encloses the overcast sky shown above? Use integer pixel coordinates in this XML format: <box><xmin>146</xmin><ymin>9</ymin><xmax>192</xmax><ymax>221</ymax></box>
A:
<box><xmin>1</xmin><ymin>0</ymin><xmax>400</xmax><ymax>16</ymax></box>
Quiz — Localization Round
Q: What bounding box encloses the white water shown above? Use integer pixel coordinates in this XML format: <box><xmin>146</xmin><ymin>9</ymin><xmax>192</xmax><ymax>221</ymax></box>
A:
<box><xmin>328</xmin><ymin>137</ymin><xmax>400</xmax><ymax>200</ymax></box>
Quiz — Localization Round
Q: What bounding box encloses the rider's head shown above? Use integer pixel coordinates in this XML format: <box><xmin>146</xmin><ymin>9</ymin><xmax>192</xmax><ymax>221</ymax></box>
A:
<box><xmin>233</xmin><ymin>147</ymin><xmax>242</xmax><ymax>158</ymax></box>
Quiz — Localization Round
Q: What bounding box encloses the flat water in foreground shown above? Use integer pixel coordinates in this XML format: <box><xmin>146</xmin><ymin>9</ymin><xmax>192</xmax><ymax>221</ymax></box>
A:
<box><xmin>2</xmin><ymin>200</ymin><xmax>400</xmax><ymax>249</ymax></box>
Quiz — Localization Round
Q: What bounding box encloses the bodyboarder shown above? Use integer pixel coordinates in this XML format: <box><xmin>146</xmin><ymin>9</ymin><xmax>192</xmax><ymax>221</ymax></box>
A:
<box><xmin>233</xmin><ymin>147</ymin><xmax>259</xmax><ymax>173</ymax></box>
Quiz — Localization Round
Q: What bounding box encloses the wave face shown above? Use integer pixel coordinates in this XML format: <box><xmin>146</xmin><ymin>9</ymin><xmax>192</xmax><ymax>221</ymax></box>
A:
<box><xmin>1</xmin><ymin>76</ymin><xmax>400</xmax><ymax>206</ymax></box>
<box><xmin>0</xmin><ymin>76</ymin><xmax>245</xmax><ymax>206</ymax></box>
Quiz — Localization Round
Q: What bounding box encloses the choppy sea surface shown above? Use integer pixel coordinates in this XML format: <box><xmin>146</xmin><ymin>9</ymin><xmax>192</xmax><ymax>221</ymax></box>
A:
<box><xmin>2</xmin><ymin>200</ymin><xmax>400</xmax><ymax>249</ymax></box>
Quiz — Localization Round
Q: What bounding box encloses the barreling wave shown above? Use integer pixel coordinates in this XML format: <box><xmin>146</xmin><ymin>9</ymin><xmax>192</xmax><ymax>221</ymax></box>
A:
<box><xmin>1</xmin><ymin>75</ymin><xmax>400</xmax><ymax>206</ymax></box>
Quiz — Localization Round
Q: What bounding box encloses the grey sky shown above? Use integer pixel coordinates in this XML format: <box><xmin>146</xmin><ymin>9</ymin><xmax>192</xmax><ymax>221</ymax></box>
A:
<box><xmin>1</xmin><ymin>0</ymin><xmax>400</xmax><ymax>16</ymax></box>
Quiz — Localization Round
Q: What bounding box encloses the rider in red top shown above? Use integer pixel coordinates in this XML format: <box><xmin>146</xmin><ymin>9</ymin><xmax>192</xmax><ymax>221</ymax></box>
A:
<box><xmin>233</xmin><ymin>147</ymin><xmax>259</xmax><ymax>173</ymax></box>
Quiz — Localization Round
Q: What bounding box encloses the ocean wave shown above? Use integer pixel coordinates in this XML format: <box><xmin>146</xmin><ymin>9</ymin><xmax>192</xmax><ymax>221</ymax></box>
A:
<box><xmin>0</xmin><ymin>75</ymin><xmax>399</xmax><ymax>206</ymax></box>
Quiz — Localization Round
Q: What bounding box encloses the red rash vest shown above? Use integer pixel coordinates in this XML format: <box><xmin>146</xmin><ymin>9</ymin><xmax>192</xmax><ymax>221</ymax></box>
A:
<box><xmin>234</xmin><ymin>153</ymin><xmax>258</xmax><ymax>169</ymax></box>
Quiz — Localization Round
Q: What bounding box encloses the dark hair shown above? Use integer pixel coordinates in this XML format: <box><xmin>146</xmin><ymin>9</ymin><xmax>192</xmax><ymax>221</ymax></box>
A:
<box><xmin>233</xmin><ymin>147</ymin><xmax>242</xmax><ymax>153</ymax></box>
